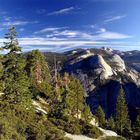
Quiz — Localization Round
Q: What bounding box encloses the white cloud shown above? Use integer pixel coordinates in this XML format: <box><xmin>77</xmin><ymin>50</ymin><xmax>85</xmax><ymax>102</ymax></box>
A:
<box><xmin>18</xmin><ymin>38</ymin><xmax>101</xmax><ymax>46</ymax></box>
<box><xmin>52</xmin><ymin>30</ymin><xmax>80</xmax><ymax>38</ymax></box>
<box><xmin>0</xmin><ymin>37</ymin><xmax>138</xmax><ymax>52</ymax></box>
<box><xmin>36</xmin><ymin>28</ymin><xmax>59</xmax><ymax>33</ymax></box>
<box><xmin>41</xmin><ymin>28</ymin><xmax>131</xmax><ymax>40</ymax></box>
<box><xmin>100</xmin><ymin>28</ymin><xmax>106</xmax><ymax>33</ymax></box>
<box><xmin>17</xmin><ymin>38</ymin><xmax>140</xmax><ymax>52</ymax></box>
<box><xmin>2</xmin><ymin>20</ymin><xmax>38</xmax><ymax>26</ymax></box>
<box><xmin>35</xmin><ymin>27</ymin><xmax>68</xmax><ymax>33</ymax></box>
<box><xmin>95</xmin><ymin>31</ymin><xmax>131</xmax><ymax>40</ymax></box>
<box><xmin>96</xmin><ymin>28</ymin><xmax>106</xmax><ymax>33</ymax></box>
<box><xmin>104</xmin><ymin>15</ymin><xmax>126</xmax><ymax>23</ymax></box>
<box><xmin>0</xmin><ymin>26</ymin><xmax>132</xmax><ymax>52</ymax></box>
<box><xmin>3</xmin><ymin>21</ymin><xmax>29</xmax><ymax>26</ymax></box>
<box><xmin>47</xmin><ymin>7</ymin><xmax>76</xmax><ymax>16</ymax></box>
<box><xmin>43</xmin><ymin>29</ymin><xmax>93</xmax><ymax>39</ymax></box>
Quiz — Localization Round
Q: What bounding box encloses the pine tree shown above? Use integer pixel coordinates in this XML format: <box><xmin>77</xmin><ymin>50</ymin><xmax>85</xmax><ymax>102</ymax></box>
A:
<box><xmin>82</xmin><ymin>105</ymin><xmax>93</xmax><ymax>123</ymax></box>
<box><xmin>96</xmin><ymin>106</ymin><xmax>106</xmax><ymax>127</ymax></box>
<box><xmin>108</xmin><ymin>116</ymin><xmax>115</xmax><ymax>130</ymax></box>
<box><xmin>115</xmin><ymin>87</ymin><xmax>131</xmax><ymax>135</ymax></box>
<box><xmin>2</xmin><ymin>26</ymin><xmax>31</xmax><ymax>104</ymax></box>
<box><xmin>133</xmin><ymin>113</ymin><xmax>140</xmax><ymax>139</ymax></box>
<box><xmin>25</xmin><ymin>49</ymin><xmax>51</xmax><ymax>82</ymax></box>
<box><xmin>25</xmin><ymin>49</ymin><xmax>52</xmax><ymax>98</ymax></box>
<box><xmin>66</xmin><ymin>75</ymin><xmax>85</xmax><ymax>119</ymax></box>
<box><xmin>135</xmin><ymin>114</ymin><xmax>140</xmax><ymax>129</ymax></box>
<box><xmin>52</xmin><ymin>74</ymin><xmax>85</xmax><ymax>119</ymax></box>
<box><xmin>3</xmin><ymin>26</ymin><xmax>21</xmax><ymax>52</ymax></box>
<box><xmin>48</xmin><ymin>73</ymin><xmax>67</xmax><ymax>119</ymax></box>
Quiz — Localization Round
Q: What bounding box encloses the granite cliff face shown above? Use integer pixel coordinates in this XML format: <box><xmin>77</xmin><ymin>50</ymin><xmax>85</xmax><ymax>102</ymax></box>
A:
<box><xmin>61</xmin><ymin>49</ymin><xmax>140</xmax><ymax>121</ymax></box>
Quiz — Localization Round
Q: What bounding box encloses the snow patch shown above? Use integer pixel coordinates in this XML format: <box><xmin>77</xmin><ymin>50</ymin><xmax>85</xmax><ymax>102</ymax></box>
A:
<box><xmin>0</xmin><ymin>92</ymin><xmax>4</xmax><ymax>96</ymax></box>
<box><xmin>65</xmin><ymin>126</ymin><xmax>118</xmax><ymax>140</ymax></box>
<box><xmin>65</xmin><ymin>133</ymin><xmax>96</xmax><ymax>140</ymax></box>
<box><xmin>90</xmin><ymin>118</ymin><xmax>98</xmax><ymax>126</ymax></box>
<box><xmin>32</xmin><ymin>100</ymin><xmax>47</xmax><ymax>114</ymax></box>
<box><xmin>36</xmin><ymin>107</ymin><xmax>47</xmax><ymax>114</ymax></box>
<box><xmin>99</xmin><ymin>127</ymin><xmax>118</xmax><ymax>137</ymax></box>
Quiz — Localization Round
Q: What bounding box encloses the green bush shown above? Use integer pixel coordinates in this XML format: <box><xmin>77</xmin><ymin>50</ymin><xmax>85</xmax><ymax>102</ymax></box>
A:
<box><xmin>49</xmin><ymin>117</ymin><xmax>103</xmax><ymax>139</ymax></box>
<box><xmin>49</xmin><ymin>118</ymin><xmax>81</xmax><ymax>134</ymax></box>
<box><xmin>64</xmin><ymin>121</ymin><xmax>81</xmax><ymax>134</ymax></box>
<box><xmin>80</xmin><ymin>120</ymin><xmax>103</xmax><ymax>138</ymax></box>
<box><xmin>0</xmin><ymin>102</ymin><xmax>69</xmax><ymax>140</ymax></box>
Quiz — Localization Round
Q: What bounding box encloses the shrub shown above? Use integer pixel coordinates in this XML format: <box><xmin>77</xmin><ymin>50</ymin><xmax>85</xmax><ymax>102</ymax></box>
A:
<box><xmin>80</xmin><ymin>120</ymin><xmax>103</xmax><ymax>138</ymax></box>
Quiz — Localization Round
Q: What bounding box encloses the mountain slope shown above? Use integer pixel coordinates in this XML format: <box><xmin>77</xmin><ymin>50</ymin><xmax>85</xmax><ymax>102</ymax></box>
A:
<box><xmin>45</xmin><ymin>48</ymin><xmax>140</xmax><ymax>122</ymax></box>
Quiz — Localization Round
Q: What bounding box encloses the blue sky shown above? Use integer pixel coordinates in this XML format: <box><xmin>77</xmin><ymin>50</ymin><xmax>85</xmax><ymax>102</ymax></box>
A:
<box><xmin>0</xmin><ymin>0</ymin><xmax>140</xmax><ymax>52</ymax></box>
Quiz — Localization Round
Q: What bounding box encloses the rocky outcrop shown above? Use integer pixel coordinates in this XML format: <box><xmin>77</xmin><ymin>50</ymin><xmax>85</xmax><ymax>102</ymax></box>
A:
<box><xmin>127</xmin><ymin>69</ymin><xmax>140</xmax><ymax>86</ymax></box>
<box><xmin>95</xmin><ymin>55</ymin><xmax>113</xmax><ymax>79</ymax></box>
<box><xmin>77</xmin><ymin>50</ymin><xmax>94</xmax><ymax>59</ymax></box>
<box><xmin>102</xmin><ymin>47</ymin><xmax>113</xmax><ymax>54</ymax></box>
<box><xmin>110</xmin><ymin>54</ymin><xmax>126</xmax><ymax>72</ymax></box>
<box><xmin>65</xmin><ymin>54</ymin><xmax>113</xmax><ymax>80</ymax></box>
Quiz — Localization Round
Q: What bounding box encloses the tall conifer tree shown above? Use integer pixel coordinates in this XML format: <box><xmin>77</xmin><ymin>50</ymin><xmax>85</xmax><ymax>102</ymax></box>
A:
<box><xmin>115</xmin><ymin>87</ymin><xmax>131</xmax><ymax>134</ymax></box>
<box><xmin>2</xmin><ymin>26</ymin><xmax>31</xmax><ymax>104</ymax></box>
<box><xmin>66</xmin><ymin>75</ymin><xmax>85</xmax><ymax>118</ymax></box>
<box><xmin>96</xmin><ymin>106</ymin><xmax>106</xmax><ymax>127</ymax></box>
<box><xmin>25</xmin><ymin>49</ymin><xmax>52</xmax><ymax>98</ymax></box>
